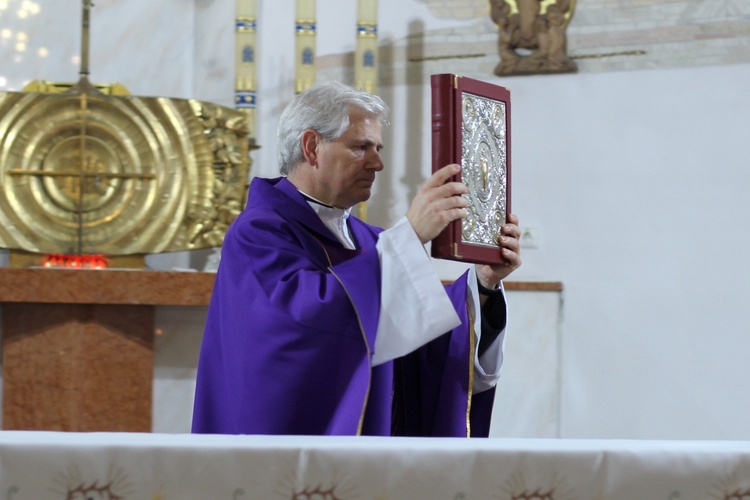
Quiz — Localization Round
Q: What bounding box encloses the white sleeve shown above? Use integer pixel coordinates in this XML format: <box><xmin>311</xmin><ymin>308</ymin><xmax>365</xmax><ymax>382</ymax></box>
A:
<box><xmin>466</xmin><ymin>266</ymin><xmax>508</xmax><ymax>394</ymax></box>
<box><xmin>371</xmin><ymin>217</ymin><xmax>461</xmax><ymax>366</ymax></box>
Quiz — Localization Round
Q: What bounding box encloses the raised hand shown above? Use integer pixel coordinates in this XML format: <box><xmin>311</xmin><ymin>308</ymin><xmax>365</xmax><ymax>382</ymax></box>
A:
<box><xmin>406</xmin><ymin>164</ymin><xmax>469</xmax><ymax>244</ymax></box>
<box><xmin>476</xmin><ymin>213</ymin><xmax>522</xmax><ymax>288</ymax></box>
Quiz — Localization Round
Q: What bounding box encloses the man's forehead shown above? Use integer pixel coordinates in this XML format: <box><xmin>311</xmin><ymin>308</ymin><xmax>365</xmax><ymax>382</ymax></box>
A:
<box><xmin>348</xmin><ymin>108</ymin><xmax>380</xmax><ymax>125</ymax></box>
<box><xmin>344</xmin><ymin>111</ymin><xmax>382</xmax><ymax>138</ymax></box>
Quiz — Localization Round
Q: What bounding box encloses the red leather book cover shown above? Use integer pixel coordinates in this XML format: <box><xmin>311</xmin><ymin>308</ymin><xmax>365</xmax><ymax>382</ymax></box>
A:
<box><xmin>430</xmin><ymin>74</ymin><xmax>511</xmax><ymax>265</ymax></box>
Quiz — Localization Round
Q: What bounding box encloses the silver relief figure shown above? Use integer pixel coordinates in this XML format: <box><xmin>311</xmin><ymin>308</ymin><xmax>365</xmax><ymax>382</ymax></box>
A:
<box><xmin>460</xmin><ymin>92</ymin><xmax>507</xmax><ymax>248</ymax></box>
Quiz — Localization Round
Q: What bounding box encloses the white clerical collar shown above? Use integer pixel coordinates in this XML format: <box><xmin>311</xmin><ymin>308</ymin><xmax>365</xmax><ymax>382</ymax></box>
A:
<box><xmin>298</xmin><ymin>190</ymin><xmax>355</xmax><ymax>250</ymax></box>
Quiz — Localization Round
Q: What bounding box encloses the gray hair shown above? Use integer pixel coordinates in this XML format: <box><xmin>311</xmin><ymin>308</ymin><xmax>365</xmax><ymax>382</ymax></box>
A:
<box><xmin>277</xmin><ymin>81</ymin><xmax>390</xmax><ymax>175</ymax></box>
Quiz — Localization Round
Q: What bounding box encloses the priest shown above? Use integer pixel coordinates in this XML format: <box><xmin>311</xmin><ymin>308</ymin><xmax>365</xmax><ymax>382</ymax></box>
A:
<box><xmin>192</xmin><ymin>81</ymin><xmax>522</xmax><ymax>437</ymax></box>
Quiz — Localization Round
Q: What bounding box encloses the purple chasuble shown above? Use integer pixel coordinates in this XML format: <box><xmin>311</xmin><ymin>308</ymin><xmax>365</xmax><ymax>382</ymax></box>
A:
<box><xmin>192</xmin><ymin>177</ymin><xmax>494</xmax><ymax>437</ymax></box>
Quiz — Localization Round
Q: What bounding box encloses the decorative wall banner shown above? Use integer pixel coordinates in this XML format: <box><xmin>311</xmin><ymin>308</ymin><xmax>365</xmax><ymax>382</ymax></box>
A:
<box><xmin>235</xmin><ymin>0</ymin><xmax>258</xmax><ymax>142</ymax></box>
<box><xmin>354</xmin><ymin>0</ymin><xmax>379</xmax><ymax>222</ymax></box>
<box><xmin>295</xmin><ymin>0</ymin><xmax>317</xmax><ymax>93</ymax></box>
<box><xmin>355</xmin><ymin>0</ymin><xmax>379</xmax><ymax>95</ymax></box>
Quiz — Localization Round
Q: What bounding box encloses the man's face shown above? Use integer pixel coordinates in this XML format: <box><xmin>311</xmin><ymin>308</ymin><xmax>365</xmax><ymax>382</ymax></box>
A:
<box><xmin>312</xmin><ymin>109</ymin><xmax>384</xmax><ymax>209</ymax></box>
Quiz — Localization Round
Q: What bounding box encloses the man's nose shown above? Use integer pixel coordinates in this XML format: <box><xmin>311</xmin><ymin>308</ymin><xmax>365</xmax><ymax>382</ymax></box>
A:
<box><xmin>366</xmin><ymin>151</ymin><xmax>384</xmax><ymax>171</ymax></box>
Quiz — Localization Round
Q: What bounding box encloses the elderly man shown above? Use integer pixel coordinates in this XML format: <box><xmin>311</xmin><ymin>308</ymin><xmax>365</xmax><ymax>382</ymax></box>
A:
<box><xmin>192</xmin><ymin>81</ymin><xmax>521</xmax><ymax>437</ymax></box>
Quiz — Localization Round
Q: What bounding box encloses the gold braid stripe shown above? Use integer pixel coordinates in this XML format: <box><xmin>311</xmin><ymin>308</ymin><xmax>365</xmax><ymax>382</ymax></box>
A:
<box><xmin>466</xmin><ymin>312</ymin><xmax>475</xmax><ymax>437</ymax></box>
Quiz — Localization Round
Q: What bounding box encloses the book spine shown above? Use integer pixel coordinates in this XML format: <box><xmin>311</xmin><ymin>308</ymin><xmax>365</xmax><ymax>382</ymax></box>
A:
<box><xmin>430</xmin><ymin>73</ymin><xmax>459</xmax><ymax>260</ymax></box>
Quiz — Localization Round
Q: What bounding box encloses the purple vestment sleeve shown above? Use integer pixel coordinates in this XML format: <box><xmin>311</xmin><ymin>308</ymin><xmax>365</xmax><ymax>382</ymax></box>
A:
<box><xmin>392</xmin><ymin>271</ymin><xmax>495</xmax><ymax>437</ymax></box>
<box><xmin>470</xmin><ymin>389</ymin><xmax>496</xmax><ymax>437</ymax></box>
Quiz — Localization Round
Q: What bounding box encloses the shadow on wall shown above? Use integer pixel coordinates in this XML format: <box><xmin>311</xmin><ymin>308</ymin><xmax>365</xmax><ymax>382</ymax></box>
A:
<box><xmin>402</xmin><ymin>20</ymin><xmax>428</xmax><ymax>215</ymax></box>
<box><xmin>360</xmin><ymin>20</ymin><xmax>429</xmax><ymax>230</ymax></box>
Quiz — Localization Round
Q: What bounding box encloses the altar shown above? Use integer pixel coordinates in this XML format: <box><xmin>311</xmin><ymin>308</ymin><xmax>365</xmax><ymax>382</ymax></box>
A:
<box><xmin>0</xmin><ymin>267</ymin><xmax>215</xmax><ymax>432</ymax></box>
<box><xmin>2</xmin><ymin>431</ymin><xmax>750</xmax><ymax>499</ymax></box>
<box><xmin>0</xmin><ymin>267</ymin><xmax>563</xmax><ymax>437</ymax></box>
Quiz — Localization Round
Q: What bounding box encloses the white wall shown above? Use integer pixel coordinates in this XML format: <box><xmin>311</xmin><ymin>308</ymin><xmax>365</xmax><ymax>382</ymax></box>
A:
<box><xmin>2</xmin><ymin>0</ymin><xmax>750</xmax><ymax>439</ymax></box>
<box><xmin>506</xmin><ymin>64</ymin><xmax>750</xmax><ymax>439</ymax></box>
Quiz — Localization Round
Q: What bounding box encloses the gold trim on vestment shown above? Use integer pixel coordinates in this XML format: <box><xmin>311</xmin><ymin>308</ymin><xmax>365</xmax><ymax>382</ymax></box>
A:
<box><xmin>466</xmin><ymin>312</ymin><xmax>475</xmax><ymax>437</ymax></box>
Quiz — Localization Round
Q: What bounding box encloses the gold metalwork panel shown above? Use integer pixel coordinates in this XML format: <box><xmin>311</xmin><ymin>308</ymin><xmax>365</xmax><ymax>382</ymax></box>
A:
<box><xmin>460</xmin><ymin>92</ymin><xmax>507</xmax><ymax>249</ymax></box>
<box><xmin>0</xmin><ymin>91</ymin><xmax>249</xmax><ymax>255</ymax></box>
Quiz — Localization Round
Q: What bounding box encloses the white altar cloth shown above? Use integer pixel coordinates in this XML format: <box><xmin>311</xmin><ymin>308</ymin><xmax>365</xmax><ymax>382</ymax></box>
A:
<box><xmin>2</xmin><ymin>432</ymin><xmax>750</xmax><ymax>499</ymax></box>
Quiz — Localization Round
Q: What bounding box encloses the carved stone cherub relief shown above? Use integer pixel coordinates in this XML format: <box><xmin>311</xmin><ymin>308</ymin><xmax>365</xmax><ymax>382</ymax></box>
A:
<box><xmin>490</xmin><ymin>0</ymin><xmax>578</xmax><ymax>76</ymax></box>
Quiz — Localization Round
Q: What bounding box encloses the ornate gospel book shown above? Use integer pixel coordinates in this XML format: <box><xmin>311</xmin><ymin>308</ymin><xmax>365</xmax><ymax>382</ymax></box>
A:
<box><xmin>430</xmin><ymin>74</ymin><xmax>511</xmax><ymax>265</ymax></box>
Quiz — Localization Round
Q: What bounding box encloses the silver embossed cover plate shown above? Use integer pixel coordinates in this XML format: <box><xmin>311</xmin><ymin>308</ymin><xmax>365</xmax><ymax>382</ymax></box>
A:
<box><xmin>460</xmin><ymin>92</ymin><xmax>508</xmax><ymax>249</ymax></box>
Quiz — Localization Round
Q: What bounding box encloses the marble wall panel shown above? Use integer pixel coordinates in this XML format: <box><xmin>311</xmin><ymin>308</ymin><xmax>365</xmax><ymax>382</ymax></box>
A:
<box><xmin>491</xmin><ymin>290</ymin><xmax>561</xmax><ymax>438</ymax></box>
<box><xmin>0</xmin><ymin>0</ymin><xmax>193</xmax><ymax>97</ymax></box>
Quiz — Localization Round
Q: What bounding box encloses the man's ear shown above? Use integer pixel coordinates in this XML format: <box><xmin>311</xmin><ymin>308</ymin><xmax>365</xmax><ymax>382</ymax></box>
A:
<box><xmin>301</xmin><ymin>129</ymin><xmax>319</xmax><ymax>167</ymax></box>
